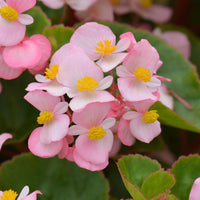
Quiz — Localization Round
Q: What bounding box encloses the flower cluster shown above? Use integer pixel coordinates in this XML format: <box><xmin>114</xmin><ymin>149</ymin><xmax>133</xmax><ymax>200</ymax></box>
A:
<box><xmin>0</xmin><ymin>0</ymin><xmax>51</xmax><ymax>87</ymax></box>
<box><xmin>24</xmin><ymin>22</ymin><xmax>172</xmax><ymax>171</ymax></box>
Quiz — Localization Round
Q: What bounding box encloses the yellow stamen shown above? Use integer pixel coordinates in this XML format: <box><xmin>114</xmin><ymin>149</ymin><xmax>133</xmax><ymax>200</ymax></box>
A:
<box><xmin>142</xmin><ymin>110</ymin><xmax>159</xmax><ymax>123</ymax></box>
<box><xmin>141</xmin><ymin>0</ymin><xmax>152</xmax><ymax>8</ymax></box>
<box><xmin>37</xmin><ymin>111</ymin><xmax>54</xmax><ymax>125</ymax></box>
<box><xmin>95</xmin><ymin>40</ymin><xmax>117</xmax><ymax>56</ymax></box>
<box><xmin>45</xmin><ymin>65</ymin><xmax>59</xmax><ymax>79</ymax></box>
<box><xmin>0</xmin><ymin>6</ymin><xmax>18</xmax><ymax>21</ymax></box>
<box><xmin>87</xmin><ymin>126</ymin><xmax>106</xmax><ymax>140</ymax></box>
<box><xmin>1</xmin><ymin>189</ymin><xmax>18</xmax><ymax>200</ymax></box>
<box><xmin>76</xmin><ymin>76</ymin><xmax>99</xmax><ymax>92</ymax></box>
<box><xmin>133</xmin><ymin>67</ymin><xmax>151</xmax><ymax>82</ymax></box>
<box><xmin>109</xmin><ymin>0</ymin><xmax>120</xmax><ymax>5</ymax></box>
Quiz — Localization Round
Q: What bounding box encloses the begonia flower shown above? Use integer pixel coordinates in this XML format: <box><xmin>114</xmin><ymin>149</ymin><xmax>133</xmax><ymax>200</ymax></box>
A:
<box><xmin>0</xmin><ymin>185</ymin><xmax>41</xmax><ymax>200</ymax></box>
<box><xmin>39</xmin><ymin>0</ymin><xmax>97</xmax><ymax>11</ymax></box>
<box><xmin>0</xmin><ymin>133</ymin><xmax>12</xmax><ymax>150</ymax></box>
<box><xmin>119</xmin><ymin>99</ymin><xmax>161</xmax><ymax>143</ymax></box>
<box><xmin>70</xmin><ymin>22</ymin><xmax>131</xmax><ymax>72</ymax></box>
<box><xmin>117</xmin><ymin>39</ymin><xmax>162</xmax><ymax>102</ymax></box>
<box><xmin>129</xmin><ymin>0</ymin><xmax>172</xmax><ymax>23</ymax></box>
<box><xmin>24</xmin><ymin>90</ymin><xmax>70</xmax><ymax>145</ymax></box>
<box><xmin>0</xmin><ymin>0</ymin><xmax>36</xmax><ymax>46</ymax></box>
<box><xmin>153</xmin><ymin>28</ymin><xmax>191</xmax><ymax>60</ymax></box>
<box><xmin>55</xmin><ymin>43</ymin><xmax>115</xmax><ymax>111</ymax></box>
<box><xmin>189</xmin><ymin>177</ymin><xmax>200</xmax><ymax>200</ymax></box>
<box><xmin>0</xmin><ymin>47</ymin><xmax>24</xmax><ymax>80</ymax></box>
<box><xmin>69</xmin><ymin>102</ymin><xmax>115</xmax><ymax>171</ymax></box>
<box><xmin>3</xmin><ymin>34</ymin><xmax>51</xmax><ymax>71</ymax></box>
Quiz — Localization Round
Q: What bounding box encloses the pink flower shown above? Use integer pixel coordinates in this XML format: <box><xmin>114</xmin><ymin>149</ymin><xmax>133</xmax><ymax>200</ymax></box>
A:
<box><xmin>70</xmin><ymin>22</ymin><xmax>131</xmax><ymax>72</ymax></box>
<box><xmin>3</xmin><ymin>34</ymin><xmax>51</xmax><ymax>71</ymax></box>
<box><xmin>0</xmin><ymin>185</ymin><xmax>41</xmax><ymax>200</ymax></box>
<box><xmin>129</xmin><ymin>0</ymin><xmax>172</xmax><ymax>23</ymax></box>
<box><xmin>117</xmin><ymin>39</ymin><xmax>162</xmax><ymax>102</ymax></box>
<box><xmin>118</xmin><ymin>99</ymin><xmax>161</xmax><ymax>143</ymax></box>
<box><xmin>24</xmin><ymin>90</ymin><xmax>70</xmax><ymax>157</ymax></box>
<box><xmin>39</xmin><ymin>0</ymin><xmax>97</xmax><ymax>10</ymax></box>
<box><xmin>0</xmin><ymin>0</ymin><xmax>36</xmax><ymax>46</ymax></box>
<box><xmin>0</xmin><ymin>133</ymin><xmax>12</xmax><ymax>150</ymax></box>
<box><xmin>153</xmin><ymin>28</ymin><xmax>191</xmax><ymax>60</ymax></box>
<box><xmin>56</xmin><ymin>43</ymin><xmax>115</xmax><ymax>111</ymax></box>
<box><xmin>69</xmin><ymin>102</ymin><xmax>115</xmax><ymax>171</ymax></box>
<box><xmin>189</xmin><ymin>177</ymin><xmax>200</xmax><ymax>200</ymax></box>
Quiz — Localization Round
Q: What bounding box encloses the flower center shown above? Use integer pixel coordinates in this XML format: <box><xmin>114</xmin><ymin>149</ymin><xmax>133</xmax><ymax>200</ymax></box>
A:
<box><xmin>76</xmin><ymin>76</ymin><xmax>99</xmax><ymax>92</ymax></box>
<box><xmin>109</xmin><ymin>0</ymin><xmax>120</xmax><ymax>5</ymax></box>
<box><xmin>37</xmin><ymin>111</ymin><xmax>54</xmax><ymax>125</ymax></box>
<box><xmin>141</xmin><ymin>0</ymin><xmax>152</xmax><ymax>8</ymax></box>
<box><xmin>0</xmin><ymin>6</ymin><xmax>18</xmax><ymax>21</ymax></box>
<box><xmin>142</xmin><ymin>110</ymin><xmax>159</xmax><ymax>123</ymax></box>
<box><xmin>1</xmin><ymin>189</ymin><xmax>18</xmax><ymax>200</ymax></box>
<box><xmin>45</xmin><ymin>65</ymin><xmax>59</xmax><ymax>79</ymax></box>
<box><xmin>87</xmin><ymin>126</ymin><xmax>106</xmax><ymax>140</ymax></box>
<box><xmin>95</xmin><ymin>40</ymin><xmax>117</xmax><ymax>56</ymax></box>
<box><xmin>133</xmin><ymin>67</ymin><xmax>151</xmax><ymax>82</ymax></box>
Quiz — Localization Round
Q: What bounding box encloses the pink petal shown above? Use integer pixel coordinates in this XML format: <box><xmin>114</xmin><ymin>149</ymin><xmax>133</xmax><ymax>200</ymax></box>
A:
<box><xmin>53</xmin><ymin>102</ymin><xmax>68</xmax><ymax>114</ymax></box>
<box><xmin>72</xmin><ymin>102</ymin><xmax>111</xmax><ymax>128</ymax></box>
<box><xmin>115</xmin><ymin>37</ymin><xmax>131</xmax><ymax>53</ymax></box>
<box><xmin>97</xmin><ymin>76</ymin><xmax>113</xmax><ymax>90</ymax></box>
<box><xmin>0</xmin><ymin>53</ymin><xmax>24</xmax><ymax>80</ymax></box>
<box><xmin>0</xmin><ymin>0</ymin><xmax>7</xmax><ymax>7</ymax></box>
<box><xmin>109</xmin><ymin>136</ymin><xmax>121</xmax><ymax>158</ymax></box>
<box><xmin>75</xmin><ymin>130</ymin><xmax>113</xmax><ymax>164</ymax></box>
<box><xmin>73</xmin><ymin>149</ymin><xmax>108</xmax><ymax>171</ymax></box>
<box><xmin>116</xmin><ymin>65</ymin><xmax>133</xmax><ymax>77</ymax></box>
<box><xmin>0</xmin><ymin>17</ymin><xmax>25</xmax><ymax>46</ymax></box>
<box><xmin>40</xmin><ymin>114</ymin><xmax>69</xmax><ymax>144</ymax></box>
<box><xmin>189</xmin><ymin>177</ymin><xmax>200</xmax><ymax>200</ymax></box>
<box><xmin>24</xmin><ymin>90</ymin><xmax>60</xmax><ymax>111</ymax></box>
<box><xmin>30</xmin><ymin>34</ymin><xmax>52</xmax><ymax>69</ymax></box>
<box><xmin>3</xmin><ymin>39</ymin><xmax>42</xmax><ymax>68</ymax></box>
<box><xmin>118</xmin><ymin>77</ymin><xmax>157</xmax><ymax>101</ymax></box>
<box><xmin>28</xmin><ymin>127</ymin><xmax>63</xmax><ymax>158</ymax></box>
<box><xmin>18</xmin><ymin>14</ymin><xmax>33</xmax><ymax>25</ymax></box>
<box><xmin>21</xmin><ymin>191</ymin><xmax>42</xmax><ymax>200</ymax></box>
<box><xmin>69</xmin><ymin>90</ymin><xmax>115</xmax><ymax>111</ymax></box>
<box><xmin>7</xmin><ymin>0</ymin><xmax>36</xmax><ymax>13</ymax></box>
<box><xmin>67</xmin><ymin>0</ymin><xmax>97</xmax><ymax>11</ymax></box>
<box><xmin>68</xmin><ymin>125</ymin><xmax>88</xmax><ymax>136</ymax></box>
<box><xmin>17</xmin><ymin>186</ymin><xmax>29</xmax><ymax>199</ymax></box>
<box><xmin>97</xmin><ymin>53</ymin><xmax>128</xmax><ymax>72</ymax></box>
<box><xmin>129</xmin><ymin>115</ymin><xmax>161</xmax><ymax>143</ymax></box>
<box><xmin>39</xmin><ymin>0</ymin><xmax>65</xmax><ymax>9</ymax></box>
<box><xmin>100</xmin><ymin>118</ymin><xmax>116</xmax><ymax>130</ymax></box>
<box><xmin>70</xmin><ymin>22</ymin><xmax>116</xmax><ymax>60</ymax></box>
<box><xmin>120</xmin><ymin>32</ymin><xmax>136</xmax><ymax>51</ymax></box>
<box><xmin>118</xmin><ymin>117</ymin><xmax>134</xmax><ymax>146</ymax></box>
<box><xmin>58</xmin><ymin>138</ymin><xmax>69</xmax><ymax>159</ymax></box>
<box><xmin>0</xmin><ymin>133</ymin><xmax>12</xmax><ymax>150</ymax></box>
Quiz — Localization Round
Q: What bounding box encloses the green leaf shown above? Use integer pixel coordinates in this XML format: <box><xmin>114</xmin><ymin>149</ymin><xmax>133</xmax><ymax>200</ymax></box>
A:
<box><xmin>43</xmin><ymin>25</ymin><xmax>74</xmax><ymax>52</ymax></box>
<box><xmin>170</xmin><ymin>155</ymin><xmax>200</xmax><ymax>200</ymax></box>
<box><xmin>101</xmin><ymin>22</ymin><xmax>200</xmax><ymax>133</ymax></box>
<box><xmin>0</xmin><ymin>72</ymin><xmax>38</xmax><ymax>142</ymax></box>
<box><xmin>0</xmin><ymin>153</ymin><xmax>109</xmax><ymax>200</ymax></box>
<box><xmin>117</xmin><ymin>155</ymin><xmax>161</xmax><ymax>200</ymax></box>
<box><xmin>141</xmin><ymin>171</ymin><xmax>175</xmax><ymax>199</ymax></box>
<box><xmin>25</xmin><ymin>6</ymin><xmax>51</xmax><ymax>36</ymax></box>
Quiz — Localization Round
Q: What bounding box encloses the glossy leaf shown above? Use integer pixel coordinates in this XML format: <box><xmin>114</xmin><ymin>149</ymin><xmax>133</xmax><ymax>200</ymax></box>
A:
<box><xmin>170</xmin><ymin>155</ymin><xmax>200</xmax><ymax>200</ymax></box>
<box><xmin>0</xmin><ymin>153</ymin><xmax>109</xmax><ymax>200</ymax></box>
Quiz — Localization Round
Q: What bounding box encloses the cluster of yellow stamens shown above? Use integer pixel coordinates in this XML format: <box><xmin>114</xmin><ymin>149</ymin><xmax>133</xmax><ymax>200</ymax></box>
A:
<box><xmin>87</xmin><ymin>126</ymin><xmax>107</xmax><ymax>140</ymax></box>
<box><xmin>37</xmin><ymin>111</ymin><xmax>54</xmax><ymax>125</ymax></box>
<box><xmin>45</xmin><ymin>64</ymin><xmax>59</xmax><ymax>79</ymax></box>
<box><xmin>0</xmin><ymin>6</ymin><xmax>18</xmax><ymax>21</ymax></box>
<box><xmin>95</xmin><ymin>40</ymin><xmax>117</xmax><ymax>56</ymax></box>
<box><xmin>142</xmin><ymin>110</ymin><xmax>159</xmax><ymax>123</ymax></box>
<box><xmin>76</xmin><ymin>76</ymin><xmax>99</xmax><ymax>92</ymax></box>
<box><xmin>1</xmin><ymin>189</ymin><xmax>18</xmax><ymax>200</ymax></box>
<box><xmin>141</xmin><ymin>0</ymin><xmax>152</xmax><ymax>8</ymax></box>
<box><xmin>133</xmin><ymin>67</ymin><xmax>151</xmax><ymax>82</ymax></box>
